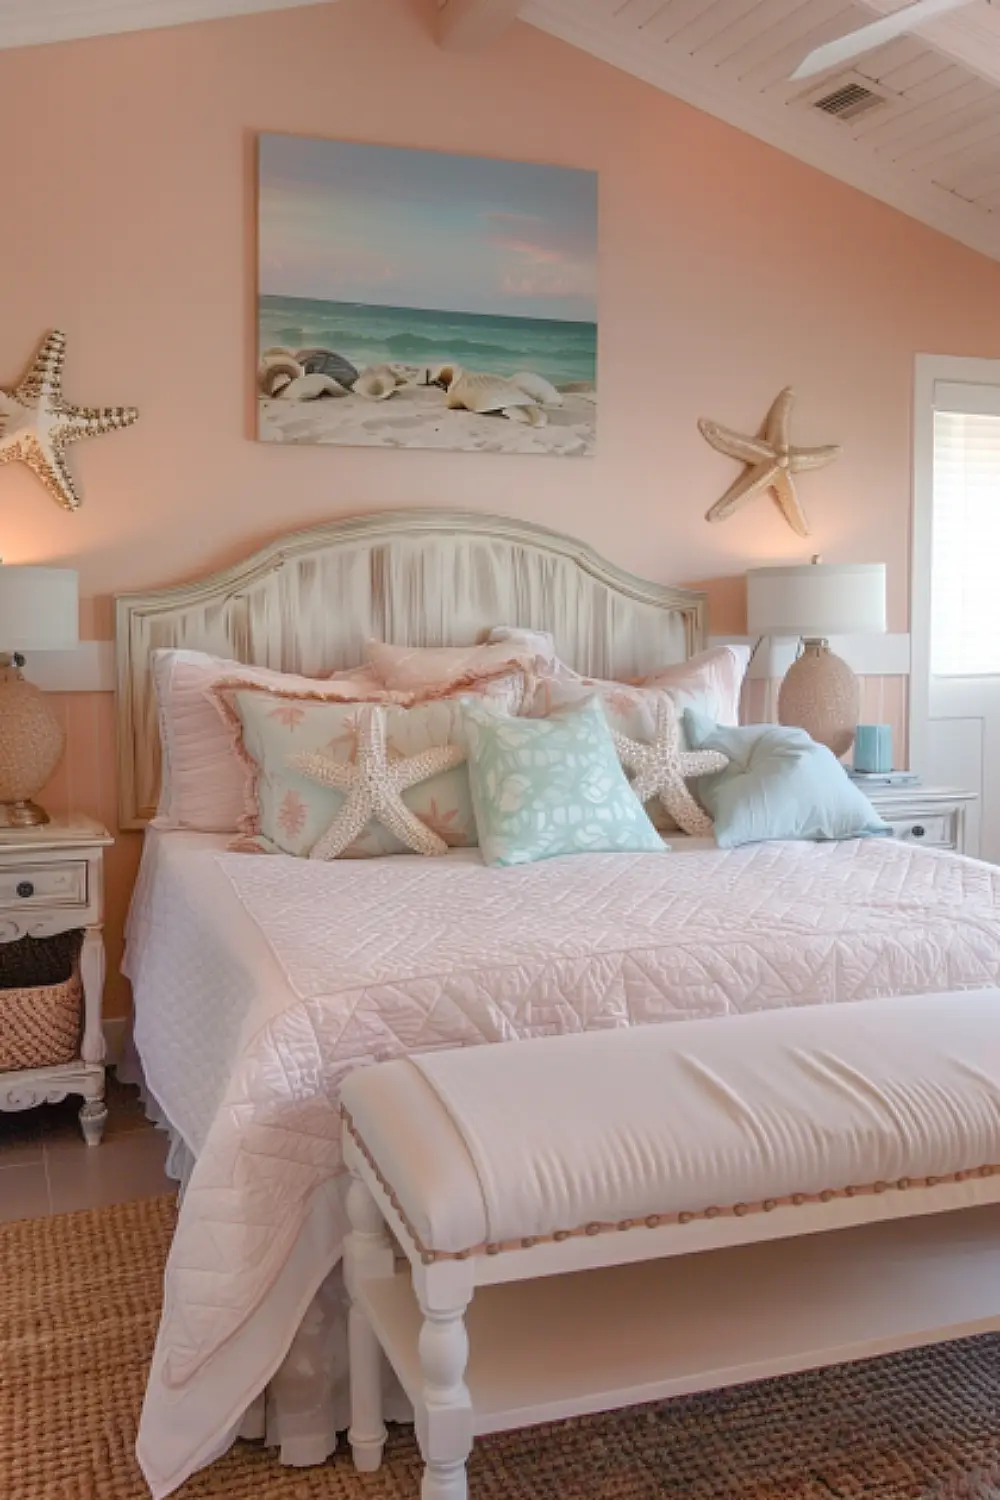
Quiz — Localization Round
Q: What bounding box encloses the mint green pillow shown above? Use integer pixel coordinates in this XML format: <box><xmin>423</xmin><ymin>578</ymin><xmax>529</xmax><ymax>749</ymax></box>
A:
<box><xmin>223</xmin><ymin>688</ymin><xmax>477</xmax><ymax>857</ymax></box>
<box><xmin>462</xmin><ymin>696</ymin><xmax>666</xmax><ymax>867</ymax></box>
<box><xmin>683</xmin><ymin>710</ymin><xmax>890</xmax><ymax>849</ymax></box>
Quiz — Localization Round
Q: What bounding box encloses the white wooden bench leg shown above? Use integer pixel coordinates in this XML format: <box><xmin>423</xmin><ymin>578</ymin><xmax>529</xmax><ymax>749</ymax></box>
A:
<box><xmin>344</xmin><ymin>1171</ymin><xmax>394</xmax><ymax>1472</ymax></box>
<box><xmin>416</xmin><ymin>1267</ymin><xmax>474</xmax><ymax>1500</ymax></box>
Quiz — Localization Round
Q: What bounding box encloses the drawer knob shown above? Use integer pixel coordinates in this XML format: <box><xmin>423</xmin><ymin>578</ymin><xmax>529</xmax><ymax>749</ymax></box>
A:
<box><xmin>15</xmin><ymin>881</ymin><xmax>34</xmax><ymax>899</ymax></box>
<box><xmin>911</xmin><ymin>825</ymin><xmax>925</xmax><ymax>839</ymax></box>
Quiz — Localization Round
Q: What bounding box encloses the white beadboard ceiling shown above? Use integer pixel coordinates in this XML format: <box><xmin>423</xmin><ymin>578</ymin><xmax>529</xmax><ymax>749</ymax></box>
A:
<box><xmin>524</xmin><ymin>0</ymin><xmax>1000</xmax><ymax>260</ymax></box>
<box><xmin>6</xmin><ymin>0</ymin><xmax>1000</xmax><ymax>259</ymax></box>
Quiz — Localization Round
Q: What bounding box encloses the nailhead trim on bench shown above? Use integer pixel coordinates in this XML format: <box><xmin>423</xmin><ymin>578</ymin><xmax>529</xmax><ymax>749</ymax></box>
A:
<box><xmin>342</xmin><ymin>1108</ymin><xmax>1000</xmax><ymax>1267</ymax></box>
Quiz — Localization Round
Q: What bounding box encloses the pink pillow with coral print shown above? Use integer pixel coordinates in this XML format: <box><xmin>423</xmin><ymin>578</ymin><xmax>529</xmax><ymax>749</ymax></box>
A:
<box><xmin>529</xmin><ymin>647</ymin><xmax>750</xmax><ymax>731</ymax></box>
<box><xmin>365</xmin><ymin>639</ymin><xmax>552</xmax><ymax>695</ymax></box>
<box><xmin>152</xmin><ymin>649</ymin><xmax>407</xmax><ymax>833</ymax></box>
<box><xmin>528</xmin><ymin>646</ymin><xmax>751</xmax><ymax>830</ymax></box>
<box><xmin>214</xmin><ymin>673</ymin><xmax>524</xmax><ymax>857</ymax></box>
<box><xmin>631</xmin><ymin>646</ymin><xmax>751</xmax><ymax>723</ymax></box>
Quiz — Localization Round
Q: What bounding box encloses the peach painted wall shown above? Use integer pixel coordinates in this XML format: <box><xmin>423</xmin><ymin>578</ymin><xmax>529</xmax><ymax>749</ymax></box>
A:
<box><xmin>3</xmin><ymin>0</ymin><xmax>1000</xmax><ymax>1014</ymax></box>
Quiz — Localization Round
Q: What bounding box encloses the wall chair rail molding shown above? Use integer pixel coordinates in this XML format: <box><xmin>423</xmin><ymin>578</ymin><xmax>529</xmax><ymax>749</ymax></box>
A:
<box><xmin>710</xmin><ymin>636</ymin><xmax>911</xmax><ymax>681</ymax></box>
<box><xmin>20</xmin><ymin>642</ymin><xmax>114</xmax><ymax>694</ymax></box>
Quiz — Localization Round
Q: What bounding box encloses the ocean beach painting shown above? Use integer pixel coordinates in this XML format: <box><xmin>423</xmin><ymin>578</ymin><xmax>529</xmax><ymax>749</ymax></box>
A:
<box><xmin>257</xmin><ymin>134</ymin><xmax>598</xmax><ymax>456</ymax></box>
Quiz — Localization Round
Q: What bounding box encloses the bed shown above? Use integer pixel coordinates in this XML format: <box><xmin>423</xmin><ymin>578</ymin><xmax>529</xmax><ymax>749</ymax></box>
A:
<box><xmin>118</xmin><ymin>510</ymin><xmax>1000</xmax><ymax>1499</ymax></box>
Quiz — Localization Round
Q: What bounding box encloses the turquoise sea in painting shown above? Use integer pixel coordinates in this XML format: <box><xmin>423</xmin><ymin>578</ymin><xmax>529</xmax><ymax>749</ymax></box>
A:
<box><xmin>259</xmin><ymin>295</ymin><xmax>598</xmax><ymax>389</ymax></box>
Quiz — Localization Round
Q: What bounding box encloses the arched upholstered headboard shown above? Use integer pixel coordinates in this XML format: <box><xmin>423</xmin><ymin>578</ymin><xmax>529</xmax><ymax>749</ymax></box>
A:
<box><xmin>115</xmin><ymin>509</ymin><xmax>706</xmax><ymax>829</ymax></box>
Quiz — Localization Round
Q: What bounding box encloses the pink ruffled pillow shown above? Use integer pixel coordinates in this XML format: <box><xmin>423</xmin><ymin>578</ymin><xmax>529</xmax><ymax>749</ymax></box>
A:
<box><xmin>365</xmin><ymin>638</ymin><xmax>553</xmax><ymax>695</ymax></box>
<box><xmin>212</xmin><ymin>670</ymin><xmax>527</xmax><ymax>856</ymax></box>
<box><xmin>530</xmin><ymin>646</ymin><xmax>751</xmax><ymax>729</ymax></box>
<box><xmin>527</xmin><ymin>646</ymin><xmax>751</xmax><ymax>832</ymax></box>
<box><xmin>152</xmin><ymin>649</ymin><xmax>407</xmax><ymax>833</ymax></box>
<box><xmin>630</xmin><ymin>645</ymin><xmax>752</xmax><ymax>722</ymax></box>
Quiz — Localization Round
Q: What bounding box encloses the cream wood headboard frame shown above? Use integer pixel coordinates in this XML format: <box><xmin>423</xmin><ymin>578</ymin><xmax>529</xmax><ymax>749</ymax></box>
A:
<box><xmin>115</xmin><ymin>509</ymin><xmax>706</xmax><ymax>829</ymax></box>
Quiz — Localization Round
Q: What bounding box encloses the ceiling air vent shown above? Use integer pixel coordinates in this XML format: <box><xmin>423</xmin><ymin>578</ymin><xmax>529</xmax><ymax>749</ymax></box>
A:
<box><xmin>807</xmin><ymin>75</ymin><xmax>892</xmax><ymax>123</ymax></box>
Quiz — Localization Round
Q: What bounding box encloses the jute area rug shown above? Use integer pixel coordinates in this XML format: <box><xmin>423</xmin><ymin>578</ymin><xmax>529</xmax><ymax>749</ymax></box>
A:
<box><xmin>1</xmin><ymin>1194</ymin><xmax>999</xmax><ymax>1500</ymax></box>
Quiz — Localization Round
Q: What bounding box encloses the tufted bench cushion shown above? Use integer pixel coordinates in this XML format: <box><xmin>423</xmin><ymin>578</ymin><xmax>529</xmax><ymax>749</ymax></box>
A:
<box><xmin>341</xmin><ymin>989</ymin><xmax>1000</xmax><ymax>1261</ymax></box>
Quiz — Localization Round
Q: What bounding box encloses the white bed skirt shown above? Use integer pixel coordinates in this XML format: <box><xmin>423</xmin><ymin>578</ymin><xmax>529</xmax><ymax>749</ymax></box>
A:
<box><xmin>121</xmin><ymin>1038</ymin><xmax>411</xmax><ymax>1473</ymax></box>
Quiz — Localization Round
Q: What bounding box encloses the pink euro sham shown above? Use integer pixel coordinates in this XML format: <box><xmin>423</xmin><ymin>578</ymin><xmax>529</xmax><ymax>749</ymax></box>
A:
<box><xmin>366</xmin><ymin>638</ymin><xmax>554</xmax><ymax>695</ymax></box>
<box><xmin>151</xmin><ymin>649</ymin><xmax>406</xmax><ymax>833</ymax></box>
<box><xmin>529</xmin><ymin>645</ymin><xmax>752</xmax><ymax>728</ymax></box>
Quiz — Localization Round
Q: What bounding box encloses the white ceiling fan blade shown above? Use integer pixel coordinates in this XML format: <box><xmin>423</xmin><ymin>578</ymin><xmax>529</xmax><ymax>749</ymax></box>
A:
<box><xmin>790</xmin><ymin>0</ymin><xmax>977</xmax><ymax>81</ymax></box>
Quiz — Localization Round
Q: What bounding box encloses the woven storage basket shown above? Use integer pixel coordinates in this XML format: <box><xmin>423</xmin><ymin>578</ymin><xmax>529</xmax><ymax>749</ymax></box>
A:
<box><xmin>0</xmin><ymin>930</ymin><xmax>83</xmax><ymax>1073</ymax></box>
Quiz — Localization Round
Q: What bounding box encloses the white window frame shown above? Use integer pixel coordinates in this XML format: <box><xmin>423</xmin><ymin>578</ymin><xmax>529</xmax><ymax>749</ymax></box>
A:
<box><xmin>911</xmin><ymin>352</ymin><xmax>1000</xmax><ymax>776</ymax></box>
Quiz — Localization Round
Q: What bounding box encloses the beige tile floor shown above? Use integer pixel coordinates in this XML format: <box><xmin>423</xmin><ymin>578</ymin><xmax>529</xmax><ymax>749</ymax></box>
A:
<box><xmin>0</xmin><ymin>1074</ymin><xmax>174</xmax><ymax>1223</ymax></box>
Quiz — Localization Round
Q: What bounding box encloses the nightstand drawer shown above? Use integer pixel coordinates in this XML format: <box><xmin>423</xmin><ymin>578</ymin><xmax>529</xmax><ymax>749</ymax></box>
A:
<box><xmin>882</xmin><ymin>814</ymin><xmax>954</xmax><ymax>847</ymax></box>
<box><xmin>0</xmin><ymin>861</ymin><xmax>89</xmax><ymax>909</ymax></box>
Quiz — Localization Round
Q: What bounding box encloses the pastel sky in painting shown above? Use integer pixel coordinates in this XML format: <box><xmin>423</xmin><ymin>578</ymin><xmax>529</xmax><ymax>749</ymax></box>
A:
<box><xmin>259</xmin><ymin>134</ymin><xmax>597</xmax><ymax>324</ymax></box>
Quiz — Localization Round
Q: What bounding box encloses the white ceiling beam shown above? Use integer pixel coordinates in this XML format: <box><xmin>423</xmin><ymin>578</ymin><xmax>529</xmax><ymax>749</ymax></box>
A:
<box><xmin>0</xmin><ymin>0</ymin><xmax>337</xmax><ymax>51</ymax></box>
<box><xmin>522</xmin><ymin>0</ymin><xmax>1000</xmax><ymax>262</ymax></box>
<box><xmin>436</xmin><ymin>0</ymin><xmax>524</xmax><ymax>51</ymax></box>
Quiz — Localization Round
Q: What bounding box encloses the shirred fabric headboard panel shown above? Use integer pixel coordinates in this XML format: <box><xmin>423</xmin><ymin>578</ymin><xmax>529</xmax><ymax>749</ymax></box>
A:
<box><xmin>115</xmin><ymin>509</ymin><xmax>707</xmax><ymax>829</ymax></box>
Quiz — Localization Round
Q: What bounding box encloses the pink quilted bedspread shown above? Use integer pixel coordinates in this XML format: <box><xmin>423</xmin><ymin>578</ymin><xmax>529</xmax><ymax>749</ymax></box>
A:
<box><xmin>138</xmin><ymin>837</ymin><xmax>1000</xmax><ymax>1494</ymax></box>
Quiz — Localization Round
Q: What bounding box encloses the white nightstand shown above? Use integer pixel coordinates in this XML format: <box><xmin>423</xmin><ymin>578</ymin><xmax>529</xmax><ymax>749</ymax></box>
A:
<box><xmin>863</xmin><ymin>786</ymin><xmax>978</xmax><ymax>855</ymax></box>
<box><xmin>0</xmin><ymin>816</ymin><xmax>113</xmax><ymax>1145</ymax></box>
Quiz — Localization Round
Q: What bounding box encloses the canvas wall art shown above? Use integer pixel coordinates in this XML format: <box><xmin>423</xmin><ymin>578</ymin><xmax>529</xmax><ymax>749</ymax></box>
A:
<box><xmin>257</xmin><ymin>134</ymin><xmax>598</xmax><ymax>457</ymax></box>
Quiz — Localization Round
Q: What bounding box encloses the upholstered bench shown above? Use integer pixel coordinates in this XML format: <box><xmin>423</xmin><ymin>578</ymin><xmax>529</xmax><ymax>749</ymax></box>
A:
<box><xmin>341</xmin><ymin>990</ymin><xmax>1000</xmax><ymax>1500</ymax></box>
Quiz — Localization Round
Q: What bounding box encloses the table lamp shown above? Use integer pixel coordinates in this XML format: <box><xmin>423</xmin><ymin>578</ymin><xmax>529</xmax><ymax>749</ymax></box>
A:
<box><xmin>746</xmin><ymin>561</ymin><xmax>886</xmax><ymax>757</ymax></box>
<box><xmin>0</xmin><ymin>564</ymin><xmax>79</xmax><ymax>827</ymax></box>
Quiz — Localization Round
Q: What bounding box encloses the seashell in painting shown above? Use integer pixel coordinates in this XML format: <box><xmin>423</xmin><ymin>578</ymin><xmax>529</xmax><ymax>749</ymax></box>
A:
<box><xmin>558</xmin><ymin>381</ymin><xmax>597</xmax><ymax>404</ymax></box>
<box><xmin>295</xmin><ymin>348</ymin><xmax>360</xmax><ymax>388</ymax></box>
<box><xmin>502</xmin><ymin>404</ymin><xmax>547</xmax><ymax>427</ymax></box>
<box><xmin>277</xmin><ymin>373</ymin><xmax>348</xmax><ymax>401</ymax></box>
<box><xmin>354</xmin><ymin>365</ymin><xmax>404</xmax><ymax>401</ymax></box>
<box><xmin>510</xmin><ymin>371</ymin><xmax>563</xmax><ymax>407</ymax></box>
<box><xmin>258</xmin><ymin>356</ymin><xmax>304</xmax><ymax>396</ymax></box>
<box><xmin>443</xmin><ymin>368</ymin><xmax>540</xmax><ymax>416</ymax></box>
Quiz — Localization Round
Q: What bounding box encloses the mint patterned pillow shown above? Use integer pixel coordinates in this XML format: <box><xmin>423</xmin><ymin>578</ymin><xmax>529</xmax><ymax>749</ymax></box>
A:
<box><xmin>219</xmin><ymin>687</ymin><xmax>478</xmax><ymax>857</ymax></box>
<box><xmin>462</xmin><ymin>696</ymin><xmax>666</xmax><ymax>867</ymax></box>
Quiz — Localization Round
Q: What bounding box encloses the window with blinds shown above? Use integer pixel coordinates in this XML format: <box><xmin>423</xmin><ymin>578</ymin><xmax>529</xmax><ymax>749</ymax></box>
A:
<box><xmin>931</xmin><ymin>407</ymin><xmax>1000</xmax><ymax>677</ymax></box>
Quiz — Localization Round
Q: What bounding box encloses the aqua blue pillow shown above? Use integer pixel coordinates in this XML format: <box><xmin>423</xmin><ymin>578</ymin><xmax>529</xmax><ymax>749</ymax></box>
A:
<box><xmin>462</xmin><ymin>696</ymin><xmax>666</xmax><ymax>867</ymax></box>
<box><xmin>683</xmin><ymin>711</ymin><xmax>890</xmax><ymax>850</ymax></box>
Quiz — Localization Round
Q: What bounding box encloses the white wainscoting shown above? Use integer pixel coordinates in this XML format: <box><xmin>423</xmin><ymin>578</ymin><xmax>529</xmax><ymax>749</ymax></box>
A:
<box><xmin>21</xmin><ymin>641</ymin><xmax>115</xmax><ymax>693</ymax></box>
<box><xmin>710</xmin><ymin>635</ymin><xmax>911</xmax><ymax>681</ymax></box>
<box><xmin>27</xmin><ymin>636</ymin><xmax>910</xmax><ymax>693</ymax></box>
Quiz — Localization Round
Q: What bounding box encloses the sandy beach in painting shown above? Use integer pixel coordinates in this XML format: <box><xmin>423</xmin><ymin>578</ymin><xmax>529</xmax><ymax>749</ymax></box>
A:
<box><xmin>256</xmin><ymin>294</ymin><xmax>597</xmax><ymax>456</ymax></box>
<box><xmin>259</xmin><ymin>374</ymin><xmax>596</xmax><ymax>456</ymax></box>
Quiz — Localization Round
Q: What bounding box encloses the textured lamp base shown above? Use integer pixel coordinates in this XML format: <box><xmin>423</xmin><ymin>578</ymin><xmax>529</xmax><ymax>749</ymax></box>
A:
<box><xmin>0</xmin><ymin>661</ymin><xmax>65</xmax><ymax>826</ymax></box>
<box><xmin>778</xmin><ymin>640</ymin><xmax>859</xmax><ymax>759</ymax></box>
<box><xmin>0</xmin><ymin>798</ymin><xmax>50</xmax><ymax>827</ymax></box>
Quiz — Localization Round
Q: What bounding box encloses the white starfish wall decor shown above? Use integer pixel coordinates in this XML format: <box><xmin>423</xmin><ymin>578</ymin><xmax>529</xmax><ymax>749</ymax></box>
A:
<box><xmin>698</xmin><ymin>387</ymin><xmax>840</xmax><ymax>538</ymax></box>
<box><xmin>0</xmin><ymin>331</ymin><xmax>139</xmax><ymax>512</ymax></box>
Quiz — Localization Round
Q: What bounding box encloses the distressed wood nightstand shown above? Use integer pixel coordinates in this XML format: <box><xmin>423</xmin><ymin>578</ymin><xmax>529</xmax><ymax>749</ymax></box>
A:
<box><xmin>863</xmin><ymin>786</ymin><xmax>978</xmax><ymax>855</ymax></box>
<box><xmin>0</xmin><ymin>816</ymin><xmax>113</xmax><ymax>1145</ymax></box>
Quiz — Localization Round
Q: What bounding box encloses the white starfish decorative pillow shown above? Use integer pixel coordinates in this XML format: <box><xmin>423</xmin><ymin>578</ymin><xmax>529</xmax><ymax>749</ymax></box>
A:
<box><xmin>612</xmin><ymin>693</ymin><xmax>727</xmax><ymax>837</ymax></box>
<box><xmin>288</xmin><ymin>704</ymin><xmax>465</xmax><ymax>859</ymax></box>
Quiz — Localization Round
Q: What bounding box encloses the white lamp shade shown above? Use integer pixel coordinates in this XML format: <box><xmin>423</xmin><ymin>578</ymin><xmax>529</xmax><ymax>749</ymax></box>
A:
<box><xmin>0</xmin><ymin>566</ymin><xmax>79</xmax><ymax>651</ymax></box>
<box><xmin>746</xmin><ymin>563</ymin><xmax>886</xmax><ymax>638</ymax></box>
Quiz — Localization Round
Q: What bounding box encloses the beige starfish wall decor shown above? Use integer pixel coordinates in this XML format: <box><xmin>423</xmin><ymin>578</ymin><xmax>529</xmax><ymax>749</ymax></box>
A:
<box><xmin>698</xmin><ymin>387</ymin><xmax>840</xmax><ymax>538</ymax></box>
<box><xmin>0</xmin><ymin>331</ymin><xmax>138</xmax><ymax>512</ymax></box>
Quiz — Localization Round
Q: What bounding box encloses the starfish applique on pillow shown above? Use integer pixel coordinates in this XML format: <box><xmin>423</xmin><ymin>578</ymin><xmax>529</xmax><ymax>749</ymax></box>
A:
<box><xmin>612</xmin><ymin>694</ymin><xmax>727</xmax><ymax>838</ymax></box>
<box><xmin>288</xmin><ymin>704</ymin><xmax>466</xmax><ymax>860</ymax></box>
